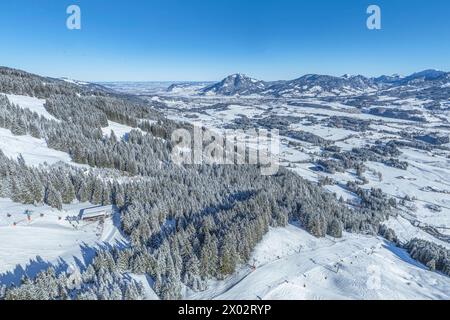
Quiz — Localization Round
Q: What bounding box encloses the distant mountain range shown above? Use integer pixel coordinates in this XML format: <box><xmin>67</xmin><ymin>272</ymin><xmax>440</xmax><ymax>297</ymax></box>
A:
<box><xmin>167</xmin><ymin>69</ymin><xmax>450</xmax><ymax>98</ymax></box>
<box><xmin>3</xmin><ymin>65</ymin><xmax>447</xmax><ymax>99</ymax></box>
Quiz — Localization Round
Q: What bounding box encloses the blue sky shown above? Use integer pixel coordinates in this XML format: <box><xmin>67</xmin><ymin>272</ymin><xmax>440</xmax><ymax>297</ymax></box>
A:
<box><xmin>0</xmin><ymin>0</ymin><xmax>449</xmax><ymax>81</ymax></box>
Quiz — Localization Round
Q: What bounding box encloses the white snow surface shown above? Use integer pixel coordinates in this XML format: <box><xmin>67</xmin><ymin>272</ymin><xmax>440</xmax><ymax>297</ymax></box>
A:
<box><xmin>4</xmin><ymin>94</ymin><xmax>57</xmax><ymax>121</ymax></box>
<box><xmin>101</xmin><ymin>121</ymin><xmax>144</xmax><ymax>140</ymax></box>
<box><xmin>0</xmin><ymin>128</ymin><xmax>76</xmax><ymax>167</ymax></box>
<box><xmin>0</xmin><ymin>199</ymin><xmax>127</xmax><ymax>286</ymax></box>
<box><xmin>188</xmin><ymin>224</ymin><xmax>450</xmax><ymax>300</ymax></box>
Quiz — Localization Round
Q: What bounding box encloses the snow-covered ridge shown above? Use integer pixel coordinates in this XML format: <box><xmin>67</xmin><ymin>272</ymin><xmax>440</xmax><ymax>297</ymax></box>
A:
<box><xmin>61</xmin><ymin>77</ymin><xmax>89</xmax><ymax>86</ymax></box>
<box><xmin>173</xmin><ymin>69</ymin><xmax>449</xmax><ymax>98</ymax></box>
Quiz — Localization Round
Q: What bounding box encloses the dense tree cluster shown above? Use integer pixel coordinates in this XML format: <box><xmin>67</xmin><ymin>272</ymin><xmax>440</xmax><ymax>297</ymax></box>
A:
<box><xmin>2</xmin><ymin>249</ymin><xmax>145</xmax><ymax>300</ymax></box>
<box><xmin>224</xmin><ymin>115</ymin><xmax>329</xmax><ymax>146</ymax></box>
<box><xmin>368</xmin><ymin>107</ymin><xmax>427</xmax><ymax>122</ymax></box>
<box><xmin>0</xmin><ymin>151</ymin><xmax>123</xmax><ymax>209</ymax></box>
<box><xmin>322</xmin><ymin>116</ymin><xmax>372</xmax><ymax>132</ymax></box>
<box><xmin>0</xmin><ymin>95</ymin><xmax>48</xmax><ymax>138</ymax></box>
<box><xmin>378</xmin><ymin>225</ymin><xmax>399</xmax><ymax>245</ymax></box>
<box><xmin>405</xmin><ymin>238</ymin><xmax>450</xmax><ymax>276</ymax></box>
<box><xmin>346</xmin><ymin>181</ymin><xmax>397</xmax><ymax>212</ymax></box>
<box><xmin>0</xmin><ymin>67</ymin><xmax>96</xmax><ymax>98</ymax></box>
<box><xmin>318</xmin><ymin>141</ymin><xmax>408</xmax><ymax>174</ymax></box>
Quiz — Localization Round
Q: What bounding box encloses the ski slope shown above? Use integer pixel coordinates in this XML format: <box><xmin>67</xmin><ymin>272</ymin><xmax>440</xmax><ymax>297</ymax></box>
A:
<box><xmin>4</xmin><ymin>94</ymin><xmax>57</xmax><ymax>121</ymax></box>
<box><xmin>188</xmin><ymin>224</ymin><xmax>450</xmax><ymax>300</ymax></box>
<box><xmin>0</xmin><ymin>127</ymin><xmax>75</xmax><ymax>167</ymax></box>
<box><xmin>0</xmin><ymin>199</ymin><xmax>127</xmax><ymax>286</ymax></box>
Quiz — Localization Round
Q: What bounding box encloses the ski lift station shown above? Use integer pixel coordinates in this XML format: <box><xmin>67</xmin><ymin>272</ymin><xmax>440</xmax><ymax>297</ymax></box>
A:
<box><xmin>79</xmin><ymin>205</ymin><xmax>113</xmax><ymax>222</ymax></box>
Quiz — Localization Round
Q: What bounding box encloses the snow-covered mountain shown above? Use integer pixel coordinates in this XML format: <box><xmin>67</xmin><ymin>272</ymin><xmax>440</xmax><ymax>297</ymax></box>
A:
<box><xmin>373</xmin><ymin>74</ymin><xmax>404</xmax><ymax>85</ymax></box>
<box><xmin>167</xmin><ymin>82</ymin><xmax>213</xmax><ymax>95</ymax></box>
<box><xmin>193</xmin><ymin>69</ymin><xmax>449</xmax><ymax>98</ymax></box>
<box><xmin>0</xmin><ymin>67</ymin><xmax>116</xmax><ymax>97</ymax></box>
<box><xmin>201</xmin><ymin>73</ymin><xmax>267</xmax><ymax>96</ymax></box>
<box><xmin>397</xmin><ymin>69</ymin><xmax>450</xmax><ymax>86</ymax></box>
<box><xmin>199</xmin><ymin>73</ymin><xmax>378</xmax><ymax>97</ymax></box>
<box><xmin>265</xmin><ymin>74</ymin><xmax>378</xmax><ymax>97</ymax></box>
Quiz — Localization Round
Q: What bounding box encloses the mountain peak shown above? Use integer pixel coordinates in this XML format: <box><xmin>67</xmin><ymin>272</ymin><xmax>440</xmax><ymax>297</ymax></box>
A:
<box><xmin>199</xmin><ymin>69</ymin><xmax>449</xmax><ymax>97</ymax></box>
<box><xmin>202</xmin><ymin>73</ymin><xmax>266</xmax><ymax>96</ymax></box>
<box><xmin>229</xmin><ymin>73</ymin><xmax>248</xmax><ymax>78</ymax></box>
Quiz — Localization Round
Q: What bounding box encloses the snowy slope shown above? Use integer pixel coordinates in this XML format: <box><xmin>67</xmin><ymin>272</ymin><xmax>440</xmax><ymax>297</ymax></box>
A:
<box><xmin>128</xmin><ymin>274</ymin><xmax>160</xmax><ymax>300</ymax></box>
<box><xmin>0</xmin><ymin>199</ymin><xmax>127</xmax><ymax>286</ymax></box>
<box><xmin>0</xmin><ymin>128</ymin><xmax>75</xmax><ymax>166</ymax></box>
<box><xmin>188</xmin><ymin>224</ymin><xmax>450</xmax><ymax>300</ymax></box>
<box><xmin>4</xmin><ymin>94</ymin><xmax>57</xmax><ymax>121</ymax></box>
<box><xmin>102</xmin><ymin>121</ymin><xmax>144</xmax><ymax>140</ymax></box>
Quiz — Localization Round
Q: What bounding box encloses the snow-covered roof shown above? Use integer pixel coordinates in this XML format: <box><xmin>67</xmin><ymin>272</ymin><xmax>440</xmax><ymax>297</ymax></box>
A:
<box><xmin>81</xmin><ymin>206</ymin><xmax>113</xmax><ymax>218</ymax></box>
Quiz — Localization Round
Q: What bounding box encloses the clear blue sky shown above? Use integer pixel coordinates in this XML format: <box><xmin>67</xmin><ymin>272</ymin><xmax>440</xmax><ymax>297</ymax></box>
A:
<box><xmin>0</xmin><ymin>0</ymin><xmax>449</xmax><ymax>81</ymax></box>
